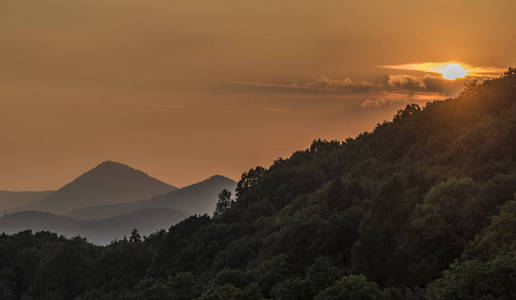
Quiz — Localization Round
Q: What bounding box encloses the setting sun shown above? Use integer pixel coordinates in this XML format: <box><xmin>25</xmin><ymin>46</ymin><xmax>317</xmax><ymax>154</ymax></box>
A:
<box><xmin>436</xmin><ymin>63</ymin><xmax>468</xmax><ymax>80</ymax></box>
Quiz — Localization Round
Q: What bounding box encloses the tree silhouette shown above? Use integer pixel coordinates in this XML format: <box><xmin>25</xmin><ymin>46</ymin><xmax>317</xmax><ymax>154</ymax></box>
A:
<box><xmin>214</xmin><ymin>189</ymin><xmax>233</xmax><ymax>217</ymax></box>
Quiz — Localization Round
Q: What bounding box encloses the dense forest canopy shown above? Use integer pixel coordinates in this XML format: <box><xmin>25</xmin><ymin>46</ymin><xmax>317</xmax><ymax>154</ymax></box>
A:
<box><xmin>1</xmin><ymin>69</ymin><xmax>516</xmax><ymax>299</ymax></box>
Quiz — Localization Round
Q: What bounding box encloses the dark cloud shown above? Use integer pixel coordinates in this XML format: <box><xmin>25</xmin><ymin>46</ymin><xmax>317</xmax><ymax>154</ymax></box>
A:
<box><xmin>386</xmin><ymin>74</ymin><xmax>469</xmax><ymax>98</ymax></box>
<box><xmin>303</xmin><ymin>76</ymin><xmax>375</xmax><ymax>92</ymax></box>
<box><xmin>422</xmin><ymin>75</ymin><xmax>466</xmax><ymax>97</ymax></box>
<box><xmin>387</xmin><ymin>74</ymin><xmax>425</xmax><ymax>90</ymax></box>
<box><xmin>230</xmin><ymin>73</ymin><xmax>468</xmax><ymax>103</ymax></box>
<box><xmin>228</xmin><ymin>77</ymin><xmax>376</xmax><ymax>95</ymax></box>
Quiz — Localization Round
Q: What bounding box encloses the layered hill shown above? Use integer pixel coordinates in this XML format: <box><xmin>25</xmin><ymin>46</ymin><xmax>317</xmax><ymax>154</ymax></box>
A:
<box><xmin>0</xmin><ymin>208</ymin><xmax>188</xmax><ymax>245</ymax></box>
<box><xmin>67</xmin><ymin>175</ymin><xmax>236</xmax><ymax>220</ymax></box>
<box><xmin>16</xmin><ymin>161</ymin><xmax>176</xmax><ymax>214</ymax></box>
<box><xmin>0</xmin><ymin>190</ymin><xmax>54</xmax><ymax>212</ymax></box>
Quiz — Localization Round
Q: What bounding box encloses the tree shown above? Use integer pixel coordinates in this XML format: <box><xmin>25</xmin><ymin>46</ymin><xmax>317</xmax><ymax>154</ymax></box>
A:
<box><xmin>235</xmin><ymin>167</ymin><xmax>266</xmax><ymax>198</ymax></box>
<box><xmin>199</xmin><ymin>283</ymin><xmax>263</xmax><ymax>300</ymax></box>
<box><xmin>393</xmin><ymin>104</ymin><xmax>421</xmax><ymax>122</ymax></box>
<box><xmin>130</xmin><ymin>229</ymin><xmax>141</xmax><ymax>243</ymax></box>
<box><xmin>214</xmin><ymin>189</ymin><xmax>233</xmax><ymax>217</ymax></box>
<box><xmin>426</xmin><ymin>253</ymin><xmax>516</xmax><ymax>300</ymax></box>
<box><xmin>412</xmin><ymin>177</ymin><xmax>481</xmax><ymax>251</ymax></box>
<box><xmin>29</xmin><ymin>241</ymin><xmax>96</xmax><ymax>300</ymax></box>
<box><xmin>315</xmin><ymin>275</ymin><xmax>389</xmax><ymax>300</ymax></box>
<box><xmin>123</xmin><ymin>272</ymin><xmax>199</xmax><ymax>300</ymax></box>
<box><xmin>467</xmin><ymin>197</ymin><xmax>516</xmax><ymax>259</ymax></box>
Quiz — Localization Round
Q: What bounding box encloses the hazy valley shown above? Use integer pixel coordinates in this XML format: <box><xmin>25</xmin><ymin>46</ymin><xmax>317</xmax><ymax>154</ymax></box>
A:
<box><xmin>0</xmin><ymin>161</ymin><xmax>236</xmax><ymax>244</ymax></box>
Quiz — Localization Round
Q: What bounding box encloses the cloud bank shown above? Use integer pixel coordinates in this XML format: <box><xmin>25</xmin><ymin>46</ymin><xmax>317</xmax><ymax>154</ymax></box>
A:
<box><xmin>231</xmin><ymin>71</ymin><xmax>477</xmax><ymax>108</ymax></box>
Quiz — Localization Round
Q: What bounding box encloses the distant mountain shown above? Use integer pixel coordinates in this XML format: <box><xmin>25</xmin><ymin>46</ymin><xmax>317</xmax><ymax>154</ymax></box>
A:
<box><xmin>0</xmin><ymin>208</ymin><xmax>188</xmax><ymax>245</ymax></box>
<box><xmin>0</xmin><ymin>190</ymin><xmax>54</xmax><ymax>212</ymax></box>
<box><xmin>67</xmin><ymin>175</ymin><xmax>236</xmax><ymax>220</ymax></box>
<box><xmin>15</xmin><ymin>161</ymin><xmax>176</xmax><ymax>215</ymax></box>
<box><xmin>0</xmin><ymin>211</ymin><xmax>78</xmax><ymax>236</ymax></box>
<box><xmin>149</xmin><ymin>175</ymin><xmax>237</xmax><ymax>214</ymax></box>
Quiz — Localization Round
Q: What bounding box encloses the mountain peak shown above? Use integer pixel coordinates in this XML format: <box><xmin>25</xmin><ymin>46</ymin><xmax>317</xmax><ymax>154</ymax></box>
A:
<box><xmin>16</xmin><ymin>162</ymin><xmax>177</xmax><ymax>214</ymax></box>
<box><xmin>146</xmin><ymin>174</ymin><xmax>237</xmax><ymax>215</ymax></box>
<box><xmin>98</xmin><ymin>160</ymin><xmax>124</xmax><ymax>167</ymax></box>
<box><xmin>94</xmin><ymin>160</ymin><xmax>138</xmax><ymax>171</ymax></box>
<box><xmin>206</xmin><ymin>175</ymin><xmax>235</xmax><ymax>182</ymax></box>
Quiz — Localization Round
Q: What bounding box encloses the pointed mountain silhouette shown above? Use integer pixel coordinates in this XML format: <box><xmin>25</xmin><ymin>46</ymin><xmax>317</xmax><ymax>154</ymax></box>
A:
<box><xmin>0</xmin><ymin>190</ymin><xmax>54</xmax><ymax>212</ymax></box>
<box><xmin>0</xmin><ymin>208</ymin><xmax>188</xmax><ymax>245</ymax></box>
<box><xmin>15</xmin><ymin>161</ymin><xmax>176</xmax><ymax>214</ymax></box>
<box><xmin>67</xmin><ymin>175</ymin><xmax>236</xmax><ymax>220</ymax></box>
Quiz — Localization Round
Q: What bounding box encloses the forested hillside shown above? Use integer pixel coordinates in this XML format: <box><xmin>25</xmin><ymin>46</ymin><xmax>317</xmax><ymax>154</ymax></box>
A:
<box><xmin>1</xmin><ymin>69</ymin><xmax>516</xmax><ymax>299</ymax></box>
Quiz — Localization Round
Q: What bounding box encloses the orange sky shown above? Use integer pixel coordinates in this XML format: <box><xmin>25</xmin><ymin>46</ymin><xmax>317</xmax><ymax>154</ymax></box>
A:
<box><xmin>1</xmin><ymin>0</ymin><xmax>515</xmax><ymax>190</ymax></box>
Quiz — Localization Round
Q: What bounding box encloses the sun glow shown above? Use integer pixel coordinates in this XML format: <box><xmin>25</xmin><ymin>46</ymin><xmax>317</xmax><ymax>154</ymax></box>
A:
<box><xmin>380</xmin><ymin>62</ymin><xmax>504</xmax><ymax>79</ymax></box>
<box><xmin>436</xmin><ymin>64</ymin><xmax>467</xmax><ymax>80</ymax></box>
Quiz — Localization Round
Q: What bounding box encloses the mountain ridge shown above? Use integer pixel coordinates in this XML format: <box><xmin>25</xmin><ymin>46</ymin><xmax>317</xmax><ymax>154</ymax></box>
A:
<box><xmin>15</xmin><ymin>161</ymin><xmax>177</xmax><ymax>214</ymax></box>
<box><xmin>67</xmin><ymin>174</ymin><xmax>236</xmax><ymax>220</ymax></box>
<box><xmin>0</xmin><ymin>190</ymin><xmax>55</xmax><ymax>212</ymax></box>
<box><xmin>0</xmin><ymin>208</ymin><xmax>188</xmax><ymax>245</ymax></box>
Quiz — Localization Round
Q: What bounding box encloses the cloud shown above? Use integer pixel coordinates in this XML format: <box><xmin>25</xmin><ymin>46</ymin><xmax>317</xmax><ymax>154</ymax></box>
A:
<box><xmin>231</xmin><ymin>76</ymin><xmax>376</xmax><ymax>94</ymax></box>
<box><xmin>302</xmin><ymin>76</ymin><xmax>375</xmax><ymax>91</ymax></box>
<box><xmin>377</xmin><ymin>62</ymin><xmax>504</xmax><ymax>98</ymax></box>
<box><xmin>232</xmin><ymin>73</ymin><xmax>467</xmax><ymax>97</ymax></box>
<box><xmin>422</xmin><ymin>75</ymin><xmax>465</xmax><ymax>97</ymax></box>
<box><xmin>229</xmin><ymin>71</ymin><xmax>476</xmax><ymax>107</ymax></box>
<box><xmin>311</xmin><ymin>76</ymin><xmax>354</xmax><ymax>88</ymax></box>
<box><xmin>361</xmin><ymin>97</ymin><xmax>407</xmax><ymax>108</ymax></box>
<box><xmin>360</xmin><ymin>90</ymin><xmax>448</xmax><ymax>109</ymax></box>
<box><xmin>387</xmin><ymin>74</ymin><xmax>425</xmax><ymax>90</ymax></box>
<box><xmin>385</xmin><ymin>74</ymin><xmax>467</xmax><ymax>97</ymax></box>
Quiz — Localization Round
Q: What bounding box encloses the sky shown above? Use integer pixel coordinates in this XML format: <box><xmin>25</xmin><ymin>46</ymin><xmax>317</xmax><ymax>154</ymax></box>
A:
<box><xmin>1</xmin><ymin>0</ymin><xmax>515</xmax><ymax>190</ymax></box>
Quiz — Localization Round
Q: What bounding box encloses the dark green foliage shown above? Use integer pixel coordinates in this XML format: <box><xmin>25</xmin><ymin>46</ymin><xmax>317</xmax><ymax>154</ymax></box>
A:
<box><xmin>325</xmin><ymin>178</ymin><xmax>365</xmax><ymax>211</ymax></box>
<box><xmin>123</xmin><ymin>272</ymin><xmax>199</xmax><ymax>300</ymax></box>
<box><xmin>272</xmin><ymin>257</ymin><xmax>342</xmax><ymax>300</ymax></box>
<box><xmin>199</xmin><ymin>282</ymin><xmax>263</xmax><ymax>300</ymax></box>
<box><xmin>201</xmin><ymin>269</ymin><xmax>264</xmax><ymax>300</ymax></box>
<box><xmin>314</xmin><ymin>275</ymin><xmax>389</xmax><ymax>300</ymax></box>
<box><xmin>466</xmin><ymin>197</ymin><xmax>516</xmax><ymax>259</ymax></box>
<box><xmin>426</xmin><ymin>252</ymin><xmax>516</xmax><ymax>300</ymax></box>
<box><xmin>29</xmin><ymin>239</ymin><xmax>97</xmax><ymax>300</ymax></box>
<box><xmin>1</xmin><ymin>69</ymin><xmax>516</xmax><ymax>299</ymax></box>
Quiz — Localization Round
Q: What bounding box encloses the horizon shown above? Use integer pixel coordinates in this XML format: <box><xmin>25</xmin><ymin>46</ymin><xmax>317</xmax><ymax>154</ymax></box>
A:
<box><xmin>0</xmin><ymin>159</ymin><xmax>238</xmax><ymax>192</ymax></box>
